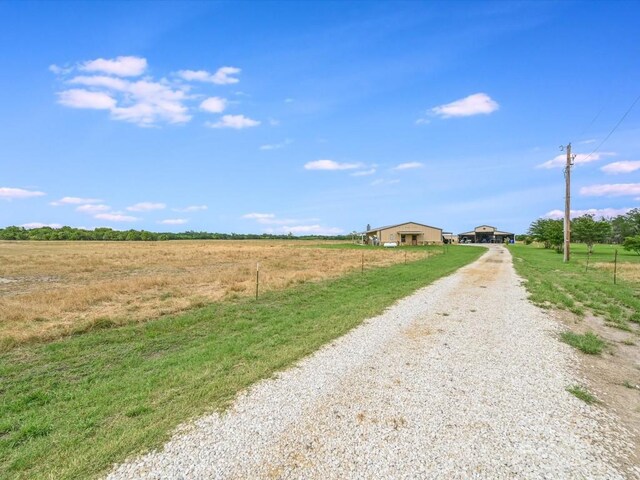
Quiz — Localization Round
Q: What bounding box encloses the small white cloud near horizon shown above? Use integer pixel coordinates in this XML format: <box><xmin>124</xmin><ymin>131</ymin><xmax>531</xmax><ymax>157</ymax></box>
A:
<box><xmin>393</xmin><ymin>162</ymin><xmax>423</xmax><ymax>171</ymax></box>
<box><xmin>158</xmin><ymin>218</ymin><xmax>188</xmax><ymax>225</ymax></box>
<box><xmin>243</xmin><ymin>213</ymin><xmax>275</xmax><ymax>220</ymax></box>
<box><xmin>76</xmin><ymin>204</ymin><xmax>111</xmax><ymax>214</ymax></box>
<box><xmin>371</xmin><ymin>179</ymin><xmax>400</xmax><ymax>187</ymax></box>
<box><xmin>538</xmin><ymin>151</ymin><xmax>615</xmax><ymax>169</ymax></box>
<box><xmin>304</xmin><ymin>159</ymin><xmax>362</xmax><ymax>171</ymax></box>
<box><xmin>21</xmin><ymin>222</ymin><xmax>63</xmax><ymax>229</ymax></box>
<box><xmin>200</xmin><ymin>97</ymin><xmax>227</xmax><ymax>113</ymax></box>
<box><xmin>1</xmin><ymin>187</ymin><xmax>46</xmax><ymax>200</ymax></box>
<box><xmin>580</xmin><ymin>183</ymin><xmax>640</xmax><ymax>197</ymax></box>
<box><xmin>80</xmin><ymin>56</ymin><xmax>148</xmax><ymax>77</ymax></box>
<box><xmin>173</xmin><ymin>205</ymin><xmax>208</xmax><ymax>212</ymax></box>
<box><xmin>206</xmin><ymin>114</ymin><xmax>260</xmax><ymax>129</ymax></box>
<box><xmin>543</xmin><ymin>207</ymin><xmax>632</xmax><ymax>220</ymax></box>
<box><xmin>126</xmin><ymin>202</ymin><xmax>166</xmax><ymax>212</ymax></box>
<box><xmin>50</xmin><ymin>196</ymin><xmax>102</xmax><ymax>206</ymax></box>
<box><xmin>429</xmin><ymin>93</ymin><xmax>499</xmax><ymax>119</ymax></box>
<box><xmin>601</xmin><ymin>161</ymin><xmax>640</xmax><ymax>174</ymax></box>
<box><xmin>177</xmin><ymin>66</ymin><xmax>241</xmax><ymax>85</ymax></box>
<box><xmin>284</xmin><ymin>225</ymin><xmax>343</xmax><ymax>235</ymax></box>
<box><xmin>351</xmin><ymin>168</ymin><xmax>377</xmax><ymax>177</ymax></box>
<box><xmin>243</xmin><ymin>212</ymin><xmax>323</xmax><ymax>227</ymax></box>
<box><xmin>94</xmin><ymin>213</ymin><xmax>139</xmax><ymax>222</ymax></box>
<box><xmin>260</xmin><ymin>139</ymin><xmax>293</xmax><ymax>150</ymax></box>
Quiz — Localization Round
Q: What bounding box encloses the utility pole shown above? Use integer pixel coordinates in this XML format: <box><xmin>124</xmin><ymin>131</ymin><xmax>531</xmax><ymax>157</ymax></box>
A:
<box><xmin>563</xmin><ymin>143</ymin><xmax>574</xmax><ymax>263</ymax></box>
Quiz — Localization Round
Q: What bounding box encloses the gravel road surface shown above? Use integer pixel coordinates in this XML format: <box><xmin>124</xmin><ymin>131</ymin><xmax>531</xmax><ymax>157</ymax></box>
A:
<box><xmin>108</xmin><ymin>246</ymin><xmax>635</xmax><ymax>479</ymax></box>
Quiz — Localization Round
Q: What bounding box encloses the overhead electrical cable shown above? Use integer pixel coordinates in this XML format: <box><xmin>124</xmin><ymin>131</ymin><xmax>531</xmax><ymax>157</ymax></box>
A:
<box><xmin>578</xmin><ymin>91</ymin><xmax>640</xmax><ymax>163</ymax></box>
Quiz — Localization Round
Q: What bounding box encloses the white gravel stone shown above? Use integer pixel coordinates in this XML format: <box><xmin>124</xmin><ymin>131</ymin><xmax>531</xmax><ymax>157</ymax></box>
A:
<box><xmin>107</xmin><ymin>246</ymin><xmax>636</xmax><ymax>479</ymax></box>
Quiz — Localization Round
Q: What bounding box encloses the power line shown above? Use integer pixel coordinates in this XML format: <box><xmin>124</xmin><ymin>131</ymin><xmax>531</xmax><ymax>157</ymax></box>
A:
<box><xmin>578</xmin><ymin>91</ymin><xmax>640</xmax><ymax>163</ymax></box>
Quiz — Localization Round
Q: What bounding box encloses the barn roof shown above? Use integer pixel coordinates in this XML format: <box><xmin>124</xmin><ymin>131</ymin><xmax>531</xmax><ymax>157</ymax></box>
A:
<box><xmin>363</xmin><ymin>221</ymin><xmax>442</xmax><ymax>234</ymax></box>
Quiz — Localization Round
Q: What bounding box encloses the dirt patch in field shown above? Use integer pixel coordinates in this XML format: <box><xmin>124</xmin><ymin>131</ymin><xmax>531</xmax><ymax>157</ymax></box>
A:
<box><xmin>0</xmin><ymin>241</ymin><xmax>433</xmax><ymax>346</ymax></box>
<box><xmin>553</xmin><ymin>308</ymin><xmax>640</xmax><ymax>472</ymax></box>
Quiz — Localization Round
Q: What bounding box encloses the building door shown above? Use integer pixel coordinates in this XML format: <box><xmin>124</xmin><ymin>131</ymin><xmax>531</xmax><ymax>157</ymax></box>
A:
<box><xmin>412</xmin><ymin>235</ymin><xmax>417</xmax><ymax>245</ymax></box>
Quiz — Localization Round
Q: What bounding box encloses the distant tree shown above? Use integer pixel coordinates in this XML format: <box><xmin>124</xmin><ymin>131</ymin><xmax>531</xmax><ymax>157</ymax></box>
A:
<box><xmin>571</xmin><ymin>214</ymin><xmax>612</xmax><ymax>253</ymax></box>
<box><xmin>611</xmin><ymin>215</ymin><xmax>633</xmax><ymax>244</ymax></box>
<box><xmin>623</xmin><ymin>235</ymin><xmax>640</xmax><ymax>256</ymax></box>
<box><xmin>528</xmin><ymin>218</ymin><xmax>563</xmax><ymax>251</ymax></box>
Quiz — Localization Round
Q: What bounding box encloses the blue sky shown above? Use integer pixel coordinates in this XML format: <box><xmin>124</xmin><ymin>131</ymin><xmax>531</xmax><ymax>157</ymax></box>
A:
<box><xmin>1</xmin><ymin>1</ymin><xmax>639</xmax><ymax>235</ymax></box>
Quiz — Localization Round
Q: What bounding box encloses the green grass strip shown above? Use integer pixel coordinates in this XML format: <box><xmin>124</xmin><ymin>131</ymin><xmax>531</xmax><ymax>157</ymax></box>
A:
<box><xmin>510</xmin><ymin>244</ymin><xmax>640</xmax><ymax>329</ymax></box>
<box><xmin>560</xmin><ymin>331</ymin><xmax>605</xmax><ymax>354</ymax></box>
<box><xmin>0</xmin><ymin>245</ymin><xmax>483</xmax><ymax>479</ymax></box>
<box><xmin>566</xmin><ymin>385</ymin><xmax>598</xmax><ymax>404</ymax></box>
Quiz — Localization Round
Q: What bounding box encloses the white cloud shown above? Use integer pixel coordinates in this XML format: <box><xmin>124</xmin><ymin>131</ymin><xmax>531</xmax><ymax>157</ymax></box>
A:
<box><xmin>544</xmin><ymin>207</ymin><xmax>632</xmax><ymax>220</ymax></box>
<box><xmin>371</xmin><ymin>179</ymin><xmax>400</xmax><ymax>186</ymax></box>
<box><xmin>158</xmin><ymin>218</ymin><xmax>188</xmax><ymax>225</ymax></box>
<box><xmin>260</xmin><ymin>139</ymin><xmax>293</xmax><ymax>150</ymax></box>
<box><xmin>580</xmin><ymin>183</ymin><xmax>640</xmax><ymax>197</ymax></box>
<box><xmin>49</xmin><ymin>64</ymin><xmax>72</xmax><ymax>75</ymax></box>
<box><xmin>285</xmin><ymin>225</ymin><xmax>343</xmax><ymax>235</ymax></box>
<box><xmin>242</xmin><ymin>212</ymin><xmax>321</xmax><ymax>226</ymax></box>
<box><xmin>94</xmin><ymin>213</ymin><xmax>139</xmax><ymax>222</ymax></box>
<box><xmin>70</xmin><ymin>75</ymin><xmax>129</xmax><ymax>91</ymax></box>
<box><xmin>21</xmin><ymin>222</ymin><xmax>63</xmax><ymax>229</ymax></box>
<box><xmin>206</xmin><ymin>114</ymin><xmax>260</xmax><ymax>129</ymax></box>
<box><xmin>76</xmin><ymin>204</ymin><xmax>110</xmax><ymax>214</ymax></box>
<box><xmin>50</xmin><ymin>196</ymin><xmax>101</xmax><ymax>206</ymax></box>
<box><xmin>173</xmin><ymin>205</ymin><xmax>208</xmax><ymax>212</ymax></box>
<box><xmin>284</xmin><ymin>98</ymin><xmax>294</xmax><ymax>103</ymax></box>
<box><xmin>393</xmin><ymin>162</ymin><xmax>423</xmax><ymax>170</ymax></box>
<box><xmin>126</xmin><ymin>202</ymin><xmax>166</xmax><ymax>212</ymax></box>
<box><xmin>537</xmin><ymin>151</ymin><xmax>615</xmax><ymax>169</ymax></box>
<box><xmin>415</xmin><ymin>118</ymin><xmax>431</xmax><ymax>125</ymax></box>
<box><xmin>243</xmin><ymin>213</ymin><xmax>276</xmax><ymax>223</ymax></box>
<box><xmin>601</xmin><ymin>161</ymin><xmax>640</xmax><ymax>174</ymax></box>
<box><xmin>0</xmin><ymin>187</ymin><xmax>46</xmax><ymax>200</ymax></box>
<box><xmin>110</xmin><ymin>80</ymin><xmax>191</xmax><ymax>125</ymax></box>
<box><xmin>200</xmin><ymin>97</ymin><xmax>227</xmax><ymax>113</ymax></box>
<box><xmin>304</xmin><ymin>159</ymin><xmax>361</xmax><ymax>171</ymax></box>
<box><xmin>57</xmin><ymin>89</ymin><xmax>116</xmax><ymax>110</ymax></box>
<box><xmin>80</xmin><ymin>56</ymin><xmax>147</xmax><ymax>77</ymax></box>
<box><xmin>430</xmin><ymin>93</ymin><xmax>499</xmax><ymax>118</ymax></box>
<box><xmin>177</xmin><ymin>66</ymin><xmax>241</xmax><ymax>85</ymax></box>
<box><xmin>351</xmin><ymin>168</ymin><xmax>377</xmax><ymax>177</ymax></box>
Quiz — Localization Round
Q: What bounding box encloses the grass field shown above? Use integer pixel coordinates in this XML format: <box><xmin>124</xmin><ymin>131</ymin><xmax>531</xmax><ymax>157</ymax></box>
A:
<box><xmin>0</xmin><ymin>240</ymin><xmax>432</xmax><ymax>348</ymax></box>
<box><xmin>510</xmin><ymin>243</ymin><xmax>640</xmax><ymax>330</ymax></box>
<box><xmin>0</xmin><ymin>244</ymin><xmax>483</xmax><ymax>479</ymax></box>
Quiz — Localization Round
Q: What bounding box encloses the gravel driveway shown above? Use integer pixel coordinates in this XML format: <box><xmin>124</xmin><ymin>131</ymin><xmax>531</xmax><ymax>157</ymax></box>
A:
<box><xmin>108</xmin><ymin>246</ymin><xmax>634</xmax><ymax>479</ymax></box>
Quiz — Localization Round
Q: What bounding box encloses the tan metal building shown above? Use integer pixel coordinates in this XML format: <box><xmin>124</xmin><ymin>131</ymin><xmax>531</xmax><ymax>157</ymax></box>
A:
<box><xmin>458</xmin><ymin>225</ymin><xmax>514</xmax><ymax>243</ymax></box>
<box><xmin>363</xmin><ymin>222</ymin><xmax>443</xmax><ymax>246</ymax></box>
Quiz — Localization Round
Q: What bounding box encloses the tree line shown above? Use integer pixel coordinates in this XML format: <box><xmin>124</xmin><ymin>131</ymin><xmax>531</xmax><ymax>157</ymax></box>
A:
<box><xmin>0</xmin><ymin>226</ymin><xmax>349</xmax><ymax>241</ymax></box>
<box><xmin>525</xmin><ymin>208</ymin><xmax>640</xmax><ymax>254</ymax></box>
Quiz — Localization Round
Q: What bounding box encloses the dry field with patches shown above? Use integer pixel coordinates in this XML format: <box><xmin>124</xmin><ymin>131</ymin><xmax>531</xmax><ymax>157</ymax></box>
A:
<box><xmin>595</xmin><ymin>261</ymin><xmax>640</xmax><ymax>283</ymax></box>
<box><xmin>0</xmin><ymin>240</ymin><xmax>431</xmax><ymax>346</ymax></box>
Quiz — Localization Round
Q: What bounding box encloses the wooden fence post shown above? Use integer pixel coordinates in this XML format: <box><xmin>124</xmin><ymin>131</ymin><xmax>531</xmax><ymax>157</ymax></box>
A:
<box><xmin>585</xmin><ymin>251</ymin><xmax>590</xmax><ymax>272</ymax></box>
<box><xmin>256</xmin><ymin>262</ymin><xmax>260</xmax><ymax>299</ymax></box>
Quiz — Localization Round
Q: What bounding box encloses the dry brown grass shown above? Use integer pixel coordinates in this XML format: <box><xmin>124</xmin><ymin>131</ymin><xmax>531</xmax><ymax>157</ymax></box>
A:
<box><xmin>594</xmin><ymin>262</ymin><xmax>640</xmax><ymax>282</ymax></box>
<box><xmin>0</xmin><ymin>240</ymin><xmax>431</xmax><ymax>345</ymax></box>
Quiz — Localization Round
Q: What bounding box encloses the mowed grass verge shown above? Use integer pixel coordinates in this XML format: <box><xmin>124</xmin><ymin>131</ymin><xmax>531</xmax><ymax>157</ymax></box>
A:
<box><xmin>510</xmin><ymin>244</ymin><xmax>640</xmax><ymax>330</ymax></box>
<box><xmin>0</xmin><ymin>245</ymin><xmax>483</xmax><ymax>479</ymax></box>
